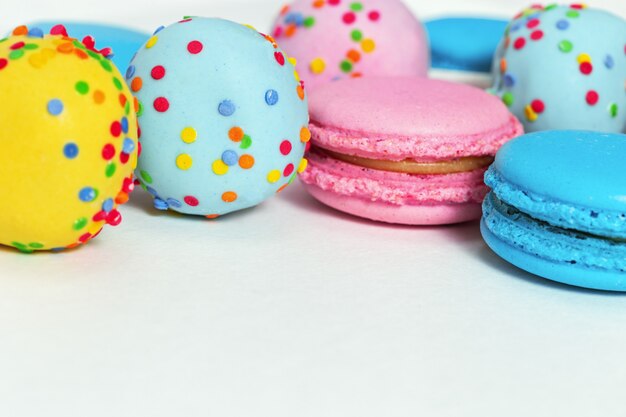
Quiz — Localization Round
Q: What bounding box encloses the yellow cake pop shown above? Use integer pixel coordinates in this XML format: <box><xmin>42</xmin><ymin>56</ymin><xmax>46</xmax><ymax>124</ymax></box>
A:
<box><xmin>0</xmin><ymin>25</ymin><xmax>139</xmax><ymax>253</ymax></box>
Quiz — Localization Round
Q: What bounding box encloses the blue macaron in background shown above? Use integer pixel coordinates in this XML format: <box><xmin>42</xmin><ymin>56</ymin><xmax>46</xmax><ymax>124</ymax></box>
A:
<box><xmin>425</xmin><ymin>17</ymin><xmax>508</xmax><ymax>73</ymax></box>
<box><xmin>26</xmin><ymin>21</ymin><xmax>149</xmax><ymax>71</ymax></box>
<box><xmin>481</xmin><ymin>130</ymin><xmax>626</xmax><ymax>291</ymax></box>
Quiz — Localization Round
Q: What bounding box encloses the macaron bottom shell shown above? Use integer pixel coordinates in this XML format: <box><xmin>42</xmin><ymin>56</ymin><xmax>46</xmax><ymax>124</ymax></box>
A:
<box><xmin>299</xmin><ymin>149</ymin><xmax>488</xmax><ymax>225</ymax></box>
<box><xmin>481</xmin><ymin>193</ymin><xmax>626</xmax><ymax>292</ymax></box>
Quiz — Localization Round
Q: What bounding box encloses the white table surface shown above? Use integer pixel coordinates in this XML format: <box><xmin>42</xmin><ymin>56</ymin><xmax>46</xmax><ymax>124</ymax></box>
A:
<box><xmin>2</xmin><ymin>1</ymin><xmax>626</xmax><ymax>416</ymax></box>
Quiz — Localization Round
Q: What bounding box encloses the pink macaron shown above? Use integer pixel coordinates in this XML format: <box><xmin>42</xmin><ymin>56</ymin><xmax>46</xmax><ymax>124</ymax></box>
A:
<box><xmin>271</xmin><ymin>0</ymin><xmax>429</xmax><ymax>90</ymax></box>
<box><xmin>299</xmin><ymin>77</ymin><xmax>524</xmax><ymax>225</ymax></box>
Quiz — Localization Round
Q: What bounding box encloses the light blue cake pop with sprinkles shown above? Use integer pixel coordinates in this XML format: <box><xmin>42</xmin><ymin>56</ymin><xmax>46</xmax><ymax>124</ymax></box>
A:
<box><xmin>128</xmin><ymin>17</ymin><xmax>310</xmax><ymax>218</ymax></box>
<box><xmin>491</xmin><ymin>4</ymin><xmax>626</xmax><ymax>133</ymax></box>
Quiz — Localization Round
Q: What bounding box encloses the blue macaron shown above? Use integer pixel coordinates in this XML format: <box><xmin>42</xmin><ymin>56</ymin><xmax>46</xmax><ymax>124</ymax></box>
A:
<box><xmin>25</xmin><ymin>21</ymin><xmax>149</xmax><ymax>72</ymax></box>
<box><xmin>481</xmin><ymin>130</ymin><xmax>626</xmax><ymax>291</ymax></box>
<box><xmin>425</xmin><ymin>17</ymin><xmax>508</xmax><ymax>73</ymax></box>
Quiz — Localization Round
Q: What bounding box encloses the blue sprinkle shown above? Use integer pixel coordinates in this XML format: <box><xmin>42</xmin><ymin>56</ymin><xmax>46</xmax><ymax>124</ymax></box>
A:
<box><xmin>121</xmin><ymin>117</ymin><xmax>129</xmax><ymax>134</ymax></box>
<box><xmin>218</xmin><ymin>100</ymin><xmax>235</xmax><ymax>117</ymax></box>
<box><xmin>166</xmin><ymin>198</ymin><xmax>182</xmax><ymax>208</ymax></box>
<box><xmin>102</xmin><ymin>198</ymin><xmax>114</xmax><ymax>213</ymax></box>
<box><xmin>265</xmin><ymin>89</ymin><xmax>279</xmax><ymax>106</ymax></box>
<box><xmin>47</xmin><ymin>99</ymin><xmax>64</xmax><ymax>116</ymax></box>
<box><xmin>153</xmin><ymin>25</ymin><xmax>165</xmax><ymax>35</ymax></box>
<box><xmin>605</xmin><ymin>54</ymin><xmax>614</xmax><ymax>69</ymax></box>
<box><xmin>221</xmin><ymin>150</ymin><xmax>238</xmax><ymax>166</ymax></box>
<box><xmin>28</xmin><ymin>27</ymin><xmax>44</xmax><ymax>38</ymax></box>
<box><xmin>556</xmin><ymin>19</ymin><xmax>569</xmax><ymax>30</ymax></box>
<box><xmin>122</xmin><ymin>138</ymin><xmax>135</xmax><ymax>154</ymax></box>
<box><xmin>153</xmin><ymin>198</ymin><xmax>169</xmax><ymax>210</ymax></box>
<box><xmin>146</xmin><ymin>186</ymin><xmax>159</xmax><ymax>197</ymax></box>
<box><xmin>504</xmin><ymin>73</ymin><xmax>516</xmax><ymax>88</ymax></box>
<box><xmin>78</xmin><ymin>187</ymin><xmax>96</xmax><ymax>202</ymax></box>
<box><xmin>510</xmin><ymin>22</ymin><xmax>522</xmax><ymax>32</ymax></box>
<box><xmin>126</xmin><ymin>65</ymin><xmax>135</xmax><ymax>80</ymax></box>
<box><xmin>63</xmin><ymin>142</ymin><xmax>79</xmax><ymax>159</ymax></box>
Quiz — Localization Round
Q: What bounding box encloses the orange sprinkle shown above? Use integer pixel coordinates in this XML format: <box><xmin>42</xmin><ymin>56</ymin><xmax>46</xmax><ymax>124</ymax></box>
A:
<box><xmin>500</xmin><ymin>58</ymin><xmax>507</xmax><ymax>73</ymax></box>
<box><xmin>313</xmin><ymin>0</ymin><xmax>325</xmax><ymax>8</ymax></box>
<box><xmin>300</xmin><ymin>126</ymin><xmax>311</xmax><ymax>143</ymax></box>
<box><xmin>119</xmin><ymin>93</ymin><xmax>127</xmax><ymax>108</ymax></box>
<box><xmin>285</xmin><ymin>24</ymin><xmax>297</xmax><ymax>38</ymax></box>
<box><xmin>347</xmin><ymin>49</ymin><xmax>361</xmax><ymax>63</ymax></box>
<box><xmin>297</xmin><ymin>85</ymin><xmax>305</xmax><ymax>100</ymax></box>
<box><xmin>12</xmin><ymin>25</ymin><xmax>28</xmax><ymax>36</ymax></box>
<box><xmin>206</xmin><ymin>214</ymin><xmax>220</xmax><ymax>220</ymax></box>
<box><xmin>277</xmin><ymin>184</ymin><xmax>289</xmax><ymax>194</ymax></box>
<box><xmin>229</xmin><ymin>127</ymin><xmax>244</xmax><ymax>142</ymax></box>
<box><xmin>74</xmin><ymin>49</ymin><xmax>88</xmax><ymax>60</ymax></box>
<box><xmin>238</xmin><ymin>154</ymin><xmax>255</xmax><ymax>169</ymax></box>
<box><xmin>351</xmin><ymin>72</ymin><xmax>363</xmax><ymax>78</ymax></box>
<box><xmin>133</xmin><ymin>96</ymin><xmax>139</xmax><ymax>113</ymax></box>
<box><xmin>93</xmin><ymin>90</ymin><xmax>106</xmax><ymax>104</ymax></box>
<box><xmin>131</xmin><ymin>77</ymin><xmax>143</xmax><ymax>92</ymax></box>
<box><xmin>280</xmin><ymin>5</ymin><xmax>290</xmax><ymax>15</ymax></box>
<box><xmin>222</xmin><ymin>191</ymin><xmax>238</xmax><ymax>203</ymax></box>
<box><xmin>57</xmin><ymin>42</ymin><xmax>74</xmax><ymax>54</ymax></box>
<box><xmin>115</xmin><ymin>192</ymin><xmax>129</xmax><ymax>204</ymax></box>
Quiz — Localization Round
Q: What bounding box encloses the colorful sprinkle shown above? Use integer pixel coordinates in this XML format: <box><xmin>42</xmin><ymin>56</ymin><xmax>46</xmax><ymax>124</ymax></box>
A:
<box><xmin>280</xmin><ymin>140</ymin><xmax>292</xmax><ymax>155</ymax></box>
<box><xmin>218</xmin><ymin>100</ymin><xmax>235</xmax><ymax>116</ymax></box>
<box><xmin>222</xmin><ymin>191</ymin><xmax>237</xmax><ymax>203</ymax></box>
<box><xmin>176</xmin><ymin>154</ymin><xmax>193</xmax><ymax>170</ymax></box>
<box><xmin>265</xmin><ymin>89</ymin><xmax>279</xmax><ymax>106</ymax></box>
<box><xmin>63</xmin><ymin>143</ymin><xmax>79</xmax><ymax>159</ymax></box>
<box><xmin>221</xmin><ymin>150</ymin><xmax>238</xmax><ymax>166</ymax></box>
<box><xmin>146</xmin><ymin>36</ymin><xmax>158</xmax><ymax>48</ymax></box>
<box><xmin>212</xmin><ymin>160</ymin><xmax>229</xmax><ymax>175</ymax></box>
<box><xmin>586</xmin><ymin>90</ymin><xmax>599</xmax><ymax>105</ymax></box>
<box><xmin>267</xmin><ymin>170</ymin><xmax>281</xmax><ymax>183</ymax></box>
<box><xmin>181</xmin><ymin>127</ymin><xmax>197</xmax><ymax>143</ymax></box>
<box><xmin>79</xmin><ymin>187</ymin><xmax>97</xmax><ymax>202</ymax></box>
<box><xmin>558</xmin><ymin>40</ymin><xmax>573</xmax><ymax>53</ymax></box>
<box><xmin>187</xmin><ymin>40</ymin><xmax>203</xmax><ymax>54</ymax></box>
<box><xmin>229</xmin><ymin>127</ymin><xmax>244</xmax><ymax>142</ymax></box>
<box><xmin>154</xmin><ymin>97</ymin><xmax>170</xmax><ymax>112</ymax></box>
<box><xmin>239</xmin><ymin>154</ymin><xmax>255</xmax><ymax>169</ymax></box>
<box><xmin>47</xmin><ymin>99</ymin><xmax>63</xmax><ymax>116</ymax></box>
<box><xmin>184</xmin><ymin>196</ymin><xmax>199</xmax><ymax>206</ymax></box>
<box><xmin>75</xmin><ymin>81</ymin><xmax>89</xmax><ymax>95</ymax></box>
<box><xmin>151</xmin><ymin>65</ymin><xmax>166</xmax><ymax>80</ymax></box>
<box><xmin>310</xmin><ymin>57</ymin><xmax>326</xmax><ymax>74</ymax></box>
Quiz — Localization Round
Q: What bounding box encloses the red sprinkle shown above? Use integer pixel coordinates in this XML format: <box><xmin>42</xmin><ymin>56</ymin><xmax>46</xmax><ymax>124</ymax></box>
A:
<box><xmin>586</xmin><ymin>90</ymin><xmax>599</xmax><ymax>105</ymax></box>
<box><xmin>530</xmin><ymin>30</ymin><xmax>544</xmax><ymax>41</ymax></box>
<box><xmin>153</xmin><ymin>97</ymin><xmax>170</xmax><ymax>112</ymax></box>
<box><xmin>110</xmin><ymin>121</ymin><xmax>122</xmax><ymax>137</ymax></box>
<box><xmin>531</xmin><ymin>99</ymin><xmax>545</xmax><ymax>113</ymax></box>
<box><xmin>274</xmin><ymin>51</ymin><xmax>285</xmax><ymax>66</ymax></box>
<box><xmin>184</xmin><ymin>196</ymin><xmax>199</xmax><ymax>207</ymax></box>
<box><xmin>0</xmin><ymin>59</ymin><xmax>7</xmax><ymax>70</ymax></box>
<box><xmin>151</xmin><ymin>65</ymin><xmax>166</xmax><ymax>80</ymax></box>
<box><xmin>343</xmin><ymin>12</ymin><xmax>356</xmax><ymax>24</ymax></box>
<box><xmin>328</xmin><ymin>0</ymin><xmax>341</xmax><ymax>5</ymax></box>
<box><xmin>513</xmin><ymin>37</ymin><xmax>526</xmax><ymax>50</ymax></box>
<box><xmin>283</xmin><ymin>163</ymin><xmax>295</xmax><ymax>177</ymax></box>
<box><xmin>120</xmin><ymin>152</ymin><xmax>130</xmax><ymax>164</ymax></box>
<box><xmin>187</xmin><ymin>40</ymin><xmax>203</xmax><ymax>54</ymax></box>
<box><xmin>279</xmin><ymin>140</ymin><xmax>292</xmax><ymax>156</ymax></box>
<box><xmin>526</xmin><ymin>18</ymin><xmax>540</xmax><ymax>29</ymax></box>
<box><xmin>102</xmin><ymin>144</ymin><xmax>115</xmax><ymax>160</ymax></box>
<box><xmin>368</xmin><ymin>10</ymin><xmax>381</xmax><ymax>21</ymax></box>
<box><xmin>580</xmin><ymin>62</ymin><xmax>593</xmax><ymax>75</ymax></box>
<box><xmin>10</xmin><ymin>41</ymin><xmax>25</xmax><ymax>50</ymax></box>
<box><xmin>106</xmin><ymin>210</ymin><xmax>122</xmax><ymax>226</ymax></box>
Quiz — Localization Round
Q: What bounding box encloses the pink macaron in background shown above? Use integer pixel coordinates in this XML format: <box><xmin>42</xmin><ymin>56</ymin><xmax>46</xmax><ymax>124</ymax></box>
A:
<box><xmin>271</xmin><ymin>0</ymin><xmax>429</xmax><ymax>90</ymax></box>
<box><xmin>299</xmin><ymin>77</ymin><xmax>524</xmax><ymax>225</ymax></box>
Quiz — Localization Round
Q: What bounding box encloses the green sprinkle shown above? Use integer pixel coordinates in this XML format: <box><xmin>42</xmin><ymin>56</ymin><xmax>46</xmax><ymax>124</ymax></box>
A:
<box><xmin>105</xmin><ymin>162</ymin><xmax>117</xmax><ymax>178</ymax></box>
<box><xmin>340</xmin><ymin>60</ymin><xmax>353</xmax><ymax>73</ymax></box>
<box><xmin>137</xmin><ymin>100</ymin><xmax>144</xmax><ymax>117</ymax></box>
<box><xmin>566</xmin><ymin>10</ymin><xmax>580</xmax><ymax>18</ymax></box>
<box><xmin>351</xmin><ymin>29</ymin><xmax>363</xmax><ymax>42</ymax></box>
<box><xmin>240</xmin><ymin>135</ymin><xmax>252</xmax><ymax>149</ymax></box>
<box><xmin>87</xmin><ymin>50</ymin><xmax>101</xmax><ymax>60</ymax></box>
<box><xmin>100</xmin><ymin>59</ymin><xmax>113</xmax><ymax>72</ymax></box>
<box><xmin>288</xmin><ymin>173</ymin><xmax>297</xmax><ymax>185</ymax></box>
<box><xmin>28</xmin><ymin>242</ymin><xmax>44</xmax><ymax>249</ymax></box>
<box><xmin>23</xmin><ymin>43</ymin><xmax>38</xmax><ymax>50</ymax></box>
<box><xmin>609</xmin><ymin>103</ymin><xmax>618</xmax><ymax>118</ymax></box>
<box><xmin>73</xmin><ymin>218</ymin><xmax>88</xmax><ymax>231</ymax></box>
<box><xmin>558</xmin><ymin>40</ymin><xmax>573</xmax><ymax>53</ymax></box>
<box><xmin>502</xmin><ymin>92</ymin><xmax>514</xmax><ymax>107</ymax></box>
<box><xmin>140</xmin><ymin>170</ymin><xmax>153</xmax><ymax>184</ymax></box>
<box><xmin>9</xmin><ymin>49</ymin><xmax>24</xmax><ymax>60</ymax></box>
<box><xmin>75</xmin><ymin>81</ymin><xmax>89</xmax><ymax>95</ymax></box>
<box><xmin>125</xmin><ymin>101</ymin><xmax>131</xmax><ymax>116</ymax></box>
<box><xmin>350</xmin><ymin>2</ymin><xmax>363</xmax><ymax>12</ymax></box>
<box><xmin>545</xmin><ymin>4</ymin><xmax>558</xmax><ymax>10</ymax></box>
<box><xmin>304</xmin><ymin>16</ymin><xmax>316</xmax><ymax>28</ymax></box>
<box><xmin>112</xmin><ymin>77</ymin><xmax>123</xmax><ymax>91</ymax></box>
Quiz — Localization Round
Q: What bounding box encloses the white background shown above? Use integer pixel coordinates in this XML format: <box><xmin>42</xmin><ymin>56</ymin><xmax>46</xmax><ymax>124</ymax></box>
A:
<box><xmin>2</xmin><ymin>1</ymin><xmax>626</xmax><ymax>416</ymax></box>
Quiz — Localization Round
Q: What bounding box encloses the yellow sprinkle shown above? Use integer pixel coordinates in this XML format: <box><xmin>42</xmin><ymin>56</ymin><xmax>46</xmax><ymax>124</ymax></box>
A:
<box><xmin>294</xmin><ymin>70</ymin><xmax>301</xmax><ymax>83</ymax></box>
<box><xmin>310</xmin><ymin>58</ymin><xmax>326</xmax><ymax>75</ymax></box>
<box><xmin>176</xmin><ymin>154</ymin><xmax>193</xmax><ymax>170</ymax></box>
<box><xmin>361</xmin><ymin>39</ymin><xmax>376</xmax><ymax>53</ymax></box>
<box><xmin>212</xmin><ymin>160</ymin><xmax>229</xmax><ymax>175</ymax></box>
<box><xmin>524</xmin><ymin>105</ymin><xmax>538</xmax><ymax>122</ymax></box>
<box><xmin>146</xmin><ymin>36</ymin><xmax>158</xmax><ymax>49</ymax></box>
<box><xmin>28</xmin><ymin>53</ymin><xmax>46</xmax><ymax>69</ymax></box>
<box><xmin>41</xmin><ymin>48</ymin><xmax>56</xmax><ymax>59</ymax></box>
<box><xmin>244</xmin><ymin>24</ymin><xmax>257</xmax><ymax>31</ymax></box>
<box><xmin>288</xmin><ymin>57</ymin><xmax>297</xmax><ymax>67</ymax></box>
<box><xmin>297</xmin><ymin>158</ymin><xmax>308</xmax><ymax>173</ymax></box>
<box><xmin>89</xmin><ymin>224</ymin><xmax>103</xmax><ymax>235</ymax></box>
<box><xmin>267</xmin><ymin>170</ymin><xmax>281</xmax><ymax>184</ymax></box>
<box><xmin>180</xmin><ymin>127</ymin><xmax>197</xmax><ymax>144</ymax></box>
<box><xmin>577</xmin><ymin>53</ymin><xmax>591</xmax><ymax>64</ymax></box>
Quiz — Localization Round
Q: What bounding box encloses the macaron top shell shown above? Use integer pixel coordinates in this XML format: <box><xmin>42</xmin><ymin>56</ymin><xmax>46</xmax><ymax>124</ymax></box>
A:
<box><xmin>487</xmin><ymin>130</ymin><xmax>626</xmax><ymax>238</ymax></box>
<box><xmin>272</xmin><ymin>0</ymin><xmax>429</xmax><ymax>90</ymax></box>
<box><xmin>309</xmin><ymin>77</ymin><xmax>523</xmax><ymax>160</ymax></box>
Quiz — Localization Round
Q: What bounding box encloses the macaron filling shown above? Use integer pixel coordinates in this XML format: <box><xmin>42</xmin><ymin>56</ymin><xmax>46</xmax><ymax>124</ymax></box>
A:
<box><xmin>319</xmin><ymin>147</ymin><xmax>494</xmax><ymax>175</ymax></box>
